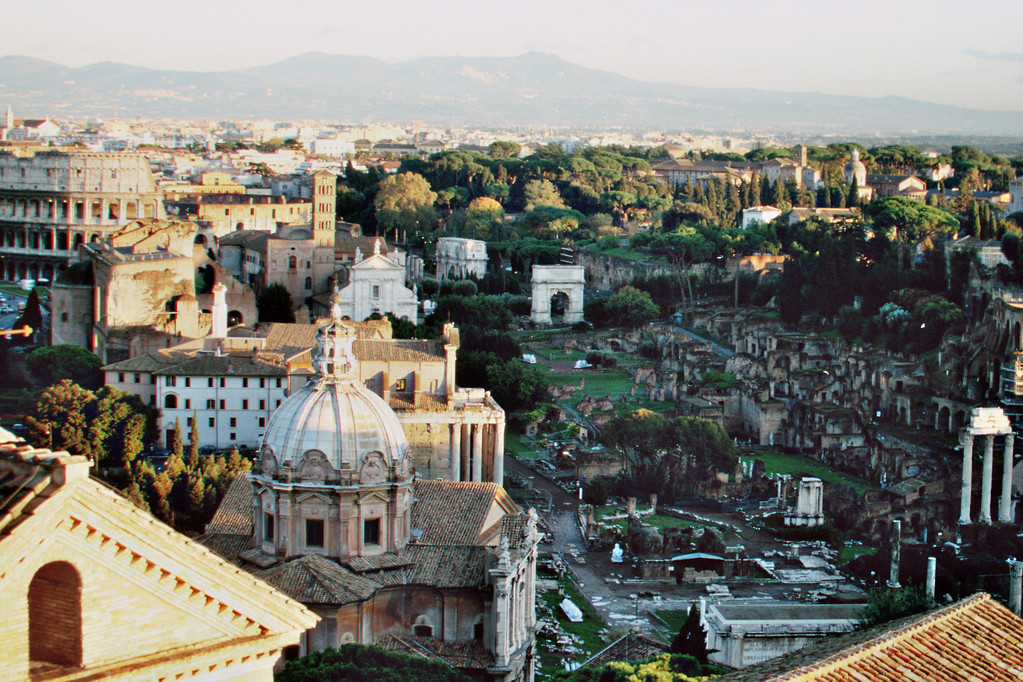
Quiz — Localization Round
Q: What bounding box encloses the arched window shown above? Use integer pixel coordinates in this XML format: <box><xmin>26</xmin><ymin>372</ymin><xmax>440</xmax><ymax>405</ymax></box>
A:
<box><xmin>164</xmin><ymin>394</ymin><xmax>178</xmax><ymax>409</ymax></box>
<box><xmin>304</xmin><ymin>276</ymin><xmax>312</xmax><ymax>290</ymax></box>
<box><xmin>288</xmin><ymin>256</ymin><xmax>297</xmax><ymax>270</ymax></box>
<box><xmin>413</xmin><ymin>615</ymin><xmax>434</xmax><ymax>638</ymax></box>
<box><xmin>29</xmin><ymin>562</ymin><xmax>82</xmax><ymax>667</ymax></box>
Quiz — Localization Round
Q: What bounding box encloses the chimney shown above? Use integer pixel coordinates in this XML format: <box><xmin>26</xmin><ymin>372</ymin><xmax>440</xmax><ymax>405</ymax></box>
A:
<box><xmin>888</xmin><ymin>520</ymin><xmax>902</xmax><ymax>589</ymax></box>
<box><xmin>926</xmin><ymin>556</ymin><xmax>936</xmax><ymax>602</ymax></box>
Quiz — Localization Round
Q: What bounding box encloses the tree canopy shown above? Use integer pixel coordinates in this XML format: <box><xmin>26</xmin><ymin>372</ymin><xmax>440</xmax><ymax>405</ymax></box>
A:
<box><xmin>26</xmin><ymin>344</ymin><xmax>104</xmax><ymax>389</ymax></box>
<box><xmin>374</xmin><ymin>172</ymin><xmax>438</xmax><ymax>240</ymax></box>
<box><xmin>277</xmin><ymin>644</ymin><xmax>471</xmax><ymax>682</ymax></box>
<box><xmin>256</xmin><ymin>283</ymin><xmax>296</xmax><ymax>323</ymax></box>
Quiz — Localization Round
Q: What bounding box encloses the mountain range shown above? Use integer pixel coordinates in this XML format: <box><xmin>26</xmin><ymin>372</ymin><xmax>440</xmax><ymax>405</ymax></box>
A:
<box><xmin>1</xmin><ymin>51</ymin><xmax>1021</xmax><ymax>136</ymax></box>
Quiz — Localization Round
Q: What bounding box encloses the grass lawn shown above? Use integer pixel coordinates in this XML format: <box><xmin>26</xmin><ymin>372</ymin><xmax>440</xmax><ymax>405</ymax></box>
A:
<box><xmin>838</xmin><ymin>544</ymin><xmax>878</xmax><ymax>565</ymax></box>
<box><xmin>537</xmin><ymin>575</ymin><xmax>608</xmax><ymax>675</ymax></box>
<box><xmin>505</xmin><ymin>430</ymin><xmax>535</xmax><ymax>457</ymax></box>
<box><xmin>741</xmin><ymin>450</ymin><xmax>874</xmax><ymax>495</ymax></box>
<box><xmin>652</xmin><ymin>609</ymin><xmax>690</xmax><ymax>635</ymax></box>
<box><xmin>546</xmin><ymin>371</ymin><xmax>634</xmax><ymax>401</ymax></box>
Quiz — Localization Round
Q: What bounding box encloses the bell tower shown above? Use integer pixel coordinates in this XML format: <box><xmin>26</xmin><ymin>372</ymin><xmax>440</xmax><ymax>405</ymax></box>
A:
<box><xmin>312</xmin><ymin>170</ymin><xmax>336</xmax><ymax>249</ymax></box>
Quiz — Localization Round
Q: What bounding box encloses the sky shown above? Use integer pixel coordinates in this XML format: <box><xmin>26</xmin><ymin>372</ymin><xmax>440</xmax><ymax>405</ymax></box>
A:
<box><xmin>4</xmin><ymin>0</ymin><xmax>1023</xmax><ymax>112</ymax></box>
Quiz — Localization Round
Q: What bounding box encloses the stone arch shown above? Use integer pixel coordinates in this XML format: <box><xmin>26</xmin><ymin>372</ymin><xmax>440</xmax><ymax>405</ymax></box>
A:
<box><xmin>164</xmin><ymin>393</ymin><xmax>178</xmax><ymax>409</ymax></box>
<box><xmin>413</xmin><ymin>614</ymin><xmax>434</xmax><ymax>638</ymax></box>
<box><xmin>951</xmin><ymin>409</ymin><xmax>966</xmax><ymax>434</ymax></box>
<box><xmin>29</xmin><ymin>561</ymin><xmax>82</xmax><ymax>667</ymax></box>
<box><xmin>194</xmin><ymin>233</ymin><xmax>207</xmax><ymax>246</ymax></box>
<box><xmin>938</xmin><ymin>405</ymin><xmax>950</xmax><ymax>432</ymax></box>
<box><xmin>531</xmin><ymin>265</ymin><xmax>584</xmax><ymax>326</ymax></box>
<box><xmin>298</xmin><ymin>450</ymin><xmax>332</xmax><ymax>484</ymax></box>
<box><xmin>340</xmin><ymin>632</ymin><xmax>356</xmax><ymax>644</ymax></box>
<box><xmin>72</xmin><ymin>233</ymin><xmax>84</xmax><ymax>249</ymax></box>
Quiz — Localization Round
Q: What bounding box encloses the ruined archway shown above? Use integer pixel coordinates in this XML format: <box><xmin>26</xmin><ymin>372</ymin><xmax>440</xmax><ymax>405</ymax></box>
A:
<box><xmin>531</xmin><ymin>265</ymin><xmax>584</xmax><ymax>326</ymax></box>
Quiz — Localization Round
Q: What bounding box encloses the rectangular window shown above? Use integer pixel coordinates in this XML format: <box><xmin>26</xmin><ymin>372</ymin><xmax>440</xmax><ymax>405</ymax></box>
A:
<box><xmin>230</xmin><ymin>432</ymin><xmax>236</xmax><ymax>440</ymax></box>
<box><xmin>134</xmin><ymin>373</ymin><xmax>141</xmax><ymax>383</ymax></box>
<box><xmin>242</xmin><ymin>378</ymin><xmax>248</xmax><ymax>388</ymax></box>
<box><xmin>219</xmin><ymin>378</ymin><xmax>225</xmax><ymax>387</ymax></box>
<box><xmin>186</xmin><ymin>417</ymin><xmax>193</xmax><ymax>427</ymax></box>
<box><xmin>209</xmin><ymin>417</ymin><xmax>215</xmax><ymax>427</ymax></box>
<box><xmin>306</xmin><ymin>519</ymin><xmax>324</xmax><ymax>548</ymax></box>
<box><xmin>219</xmin><ymin>400</ymin><xmax>226</xmax><ymax>410</ymax></box>
<box><xmin>363</xmin><ymin>518</ymin><xmax>380</xmax><ymax>546</ymax></box>
<box><xmin>242</xmin><ymin>399</ymin><xmax>249</xmax><ymax>410</ymax></box>
<box><xmin>372</xmin><ymin>285</ymin><xmax>380</xmax><ymax>298</ymax></box>
<box><xmin>259</xmin><ymin>399</ymin><xmax>266</xmax><ymax>410</ymax></box>
<box><xmin>151</xmin><ymin>375</ymin><xmax>156</xmax><ymax>384</ymax></box>
<box><xmin>259</xmin><ymin>378</ymin><xmax>266</xmax><ymax>388</ymax></box>
<box><xmin>166</xmin><ymin>376</ymin><xmax>176</xmax><ymax>387</ymax></box>
<box><xmin>208</xmin><ymin>378</ymin><xmax>214</xmax><ymax>388</ymax></box>
<box><xmin>118</xmin><ymin>372</ymin><xmax>125</xmax><ymax>382</ymax></box>
<box><xmin>275</xmin><ymin>400</ymin><xmax>282</xmax><ymax>408</ymax></box>
<box><xmin>258</xmin><ymin>417</ymin><xmax>266</xmax><ymax>427</ymax></box>
<box><xmin>276</xmin><ymin>378</ymin><xmax>282</xmax><ymax>388</ymax></box>
<box><xmin>207</xmin><ymin>399</ymin><xmax>215</xmax><ymax>409</ymax></box>
<box><xmin>230</xmin><ymin>417</ymin><xmax>237</xmax><ymax>427</ymax></box>
<box><xmin>184</xmin><ymin>399</ymin><xmax>191</xmax><ymax>409</ymax></box>
<box><xmin>184</xmin><ymin>377</ymin><xmax>190</xmax><ymax>387</ymax></box>
<box><xmin>264</xmin><ymin>512</ymin><xmax>274</xmax><ymax>541</ymax></box>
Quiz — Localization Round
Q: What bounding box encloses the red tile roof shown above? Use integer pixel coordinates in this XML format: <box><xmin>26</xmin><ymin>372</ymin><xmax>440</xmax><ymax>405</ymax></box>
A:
<box><xmin>720</xmin><ymin>593</ymin><xmax>1023</xmax><ymax>681</ymax></box>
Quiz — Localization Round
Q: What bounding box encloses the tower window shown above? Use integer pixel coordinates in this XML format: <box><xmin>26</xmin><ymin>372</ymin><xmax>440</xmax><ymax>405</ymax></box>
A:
<box><xmin>306</xmin><ymin>519</ymin><xmax>324</xmax><ymax>547</ymax></box>
<box><xmin>264</xmin><ymin>512</ymin><xmax>275</xmax><ymax>541</ymax></box>
<box><xmin>363</xmin><ymin>518</ymin><xmax>380</xmax><ymax>546</ymax></box>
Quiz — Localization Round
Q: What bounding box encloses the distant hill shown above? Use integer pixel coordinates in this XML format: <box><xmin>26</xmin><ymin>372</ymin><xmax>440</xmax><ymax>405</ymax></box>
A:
<box><xmin>1</xmin><ymin>51</ymin><xmax>1021</xmax><ymax>136</ymax></box>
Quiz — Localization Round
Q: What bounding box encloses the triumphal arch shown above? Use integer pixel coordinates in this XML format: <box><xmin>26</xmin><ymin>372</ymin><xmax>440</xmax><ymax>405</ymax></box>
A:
<box><xmin>531</xmin><ymin>265</ymin><xmax>585</xmax><ymax>325</ymax></box>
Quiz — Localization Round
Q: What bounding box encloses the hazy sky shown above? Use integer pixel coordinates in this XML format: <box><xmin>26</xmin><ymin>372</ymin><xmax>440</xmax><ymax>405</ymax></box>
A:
<box><xmin>4</xmin><ymin>0</ymin><xmax>1023</xmax><ymax>111</ymax></box>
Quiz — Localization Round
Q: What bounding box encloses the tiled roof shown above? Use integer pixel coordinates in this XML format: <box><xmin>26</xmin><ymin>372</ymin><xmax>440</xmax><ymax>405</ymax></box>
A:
<box><xmin>355</xmin><ymin>339</ymin><xmax>445</xmax><ymax>363</ymax></box>
<box><xmin>204</xmin><ymin>475</ymin><xmax>253</xmax><ymax>535</ymax></box>
<box><xmin>389</xmin><ymin>393</ymin><xmax>449</xmax><ymax>412</ymax></box>
<box><xmin>162</xmin><ymin>353</ymin><xmax>286</xmax><ymax>377</ymax></box>
<box><xmin>583</xmin><ymin>632</ymin><xmax>669</xmax><ymax>669</ymax></box>
<box><xmin>375</xmin><ymin>633</ymin><xmax>493</xmax><ymax>670</ymax></box>
<box><xmin>345</xmin><ymin>552</ymin><xmax>413</xmax><ymax>573</ymax></box>
<box><xmin>102</xmin><ymin>352</ymin><xmax>179</xmax><ymax>372</ymax></box>
<box><xmin>255</xmin><ymin>554</ymin><xmax>380</xmax><ymax>605</ymax></box>
<box><xmin>403</xmin><ymin>545</ymin><xmax>488</xmax><ymax>588</ymax></box>
<box><xmin>411</xmin><ymin>480</ymin><xmax>500</xmax><ymax>545</ymax></box>
<box><xmin>719</xmin><ymin>593</ymin><xmax>1023</xmax><ymax>681</ymax></box>
<box><xmin>195</xmin><ymin>532</ymin><xmax>251</xmax><ymax>564</ymax></box>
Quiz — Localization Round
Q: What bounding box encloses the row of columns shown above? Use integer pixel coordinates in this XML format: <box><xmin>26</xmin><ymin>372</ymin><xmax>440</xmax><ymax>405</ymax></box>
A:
<box><xmin>1</xmin><ymin>197</ymin><xmax>156</xmax><ymax>223</ymax></box>
<box><xmin>959</xmin><ymin>432</ymin><xmax>1015</xmax><ymax>524</ymax></box>
<box><xmin>448</xmin><ymin>421</ymin><xmax>505</xmax><ymax>487</ymax></box>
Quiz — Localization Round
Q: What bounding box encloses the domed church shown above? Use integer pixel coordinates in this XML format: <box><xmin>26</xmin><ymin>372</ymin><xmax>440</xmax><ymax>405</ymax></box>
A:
<box><xmin>200</xmin><ymin>307</ymin><xmax>539</xmax><ymax>681</ymax></box>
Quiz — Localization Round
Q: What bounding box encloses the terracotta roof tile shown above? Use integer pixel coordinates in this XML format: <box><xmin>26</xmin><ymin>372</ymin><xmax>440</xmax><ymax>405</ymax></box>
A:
<box><xmin>204</xmin><ymin>475</ymin><xmax>253</xmax><ymax>535</ymax></box>
<box><xmin>720</xmin><ymin>593</ymin><xmax>1023</xmax><ymax>681</ymax></box>
<box><xmin>255</xmin><ymin>554</ymin><xmax>380</xmax><ymax>605</ymax></box>
<box><xmin>411</xmin><ymin>480</ymin><xmax>499</xmax><ymax>545</ymax></box>
<box><xmin>374</xmin><ymin>633</ymin><xmax>493</xmax><ymax>669</ymax></box>
<box><xmin>354</xmin><ymin>339</ymin><xmax>445</xmax><ymax>363</ymax></box>
<box><xmin>583</xmin><ymin>632</ymin><xmax>669</xmax><ymax>668</ymax></box>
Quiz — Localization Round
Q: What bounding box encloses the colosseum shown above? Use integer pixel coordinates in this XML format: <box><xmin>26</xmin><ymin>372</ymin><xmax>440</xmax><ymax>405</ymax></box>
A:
<box><xmin>0</xmin><ymin>150</ymin><xmax>165</xmax><ymax>282</ymax></box>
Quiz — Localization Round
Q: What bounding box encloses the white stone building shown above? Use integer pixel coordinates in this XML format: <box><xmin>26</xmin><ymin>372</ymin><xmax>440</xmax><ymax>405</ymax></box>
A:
<box><xmin>436</xmin><ymin>237</ymin><xmax>488</xmax><ymax>280</ymax></box>
<box><xmin>198</xmin><ymin>314</ymin><xmax>537</xmax><ymax>680</ymax></box>
<box><xmin>334</xmin><ymin>242</ymin><xmax>418</xmax><ymax>321</ymax></box>
<box><xmin>741</xmin><ymin>206</ymin><xmax>782</xmax><ymax>229</ymax></box>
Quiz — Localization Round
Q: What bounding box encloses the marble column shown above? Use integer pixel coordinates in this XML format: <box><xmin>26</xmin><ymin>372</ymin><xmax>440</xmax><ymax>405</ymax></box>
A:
<box><xmin>449</xmin><ymin>422</ymin><xmax>461</xmax><ymax>482</ymax></box>
<box><xmin>981</xmin><ymin>435</ymin><xmax>995</xmax><ymax>524</ymax></box>
<box><xmin>493</xmin><ymin>421</ymin><xmax>505</xmax><ymax>487</ymax></box>
<box><xmin>926</xmin><ymin>556</ymin><xmax>936</xmax><ymax>602</ymax></box>
<box><xmin>472</xmin><ymin>423</ymin><xmax>483</xmax><ymax>482</ymax></box>
<box><xmin>1000</xmin><ymin>435</ymin><xmax>1015</xmax><ymax>523</ymax></box>
<box><xmin>888</xmin><ymin>519</ymin><xmax>902</xmax><ymax>589</ymax></box>
<box><xmin>1010</xmin><ymin>561</ymin><xmax>1023</xmax><ymax>616</ymax></box>
<box><xmin>959</xmin><ymin>434</ymin><xmax>974</xmax><ymax>525</ymax></box>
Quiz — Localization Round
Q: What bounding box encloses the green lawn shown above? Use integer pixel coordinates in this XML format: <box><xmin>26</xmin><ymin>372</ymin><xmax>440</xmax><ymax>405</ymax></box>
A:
<box><xmin>547</xmin><ymin>371</ymin><xmax>634</xmax><ymax>401</ymax></box>
<box><xmin>741</xmin><ymin>449</ymin><xmax>874</xmax><ymax>495</ymax></box>
<box><xmin>594</xmin><ymin>507</ymin><xmax>711</xmax><ymax>534</ymax></box>
<box><xmin>838</xmin><ymin>544</ymin><xmax>878</xmax><ymax>565</ymax></box>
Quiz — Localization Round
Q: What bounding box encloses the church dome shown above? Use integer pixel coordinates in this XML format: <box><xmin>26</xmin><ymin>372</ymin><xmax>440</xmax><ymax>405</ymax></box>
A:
<box><xmin>845</xmin><ymin>150</ymin><xmax>867</xmax><ymax>185</ymax></box>
<box><xmin>259</xmin><ymin>311</ymin><xmax>410</xmax><ymax>481</ymax></box>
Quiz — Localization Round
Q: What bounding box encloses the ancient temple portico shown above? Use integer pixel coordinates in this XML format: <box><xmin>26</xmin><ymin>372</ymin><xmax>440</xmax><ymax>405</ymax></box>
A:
<box><xmin>959</xmin><ymin>407</ymin><xmax>1015</xmax><ymax>525</ymax></box>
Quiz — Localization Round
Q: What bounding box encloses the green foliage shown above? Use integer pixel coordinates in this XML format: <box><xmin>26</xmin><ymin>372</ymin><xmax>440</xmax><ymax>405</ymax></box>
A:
<box><xmin>858</xmin><ymin>585</ymin><xmax>932</xmax><ymax>628</ymax></box>
<box><xmin>670</xmin><ymin>605</ymin><xmax>711</xmax><ymax>663</ymax></box>
<box><xmin>28</xmin><ymin>381</ymin><xmax>151</xmax><ymax>469</ymax></box>
<box><xmin>374</xmin><ymin>172</ymin><xmax>438</xmax><ymax>239</ymax></box>
<box><xmin>553</xmin><ymin>652</ymin><xmax>725</xmax><ymax>682</ymax></box>
<box><xmin>256</xmin><ymin>283</ymin><xmax>296</xmax><ymax>323</ymax></box>
<box><xmin>523</xmin><ymin>179</ymin><xmax>567</xmax><ymax>210</ymax></box>
<box><xmin>277</xmin><ymin>644</ymin><xmax>471</xmax><ymax>682</ymax></box>
<box><xmin>26</xmin><ymin>345</ymin><xmax>104</xmax><ymax>389</ymax></box>
<box><xmin>597</xmin><ymin>286</ymin><xmax>659</xmax><ymax>328</ymax></box>
<box><xmin>485</xmin><ymin>359</ymin><xmax>552</xmax><ymax>413</ymax></box>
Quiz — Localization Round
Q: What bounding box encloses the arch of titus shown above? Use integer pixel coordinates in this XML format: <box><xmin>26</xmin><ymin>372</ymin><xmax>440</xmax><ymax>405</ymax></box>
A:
<box><xmin>531</xmin><ymin>265</ymin><xmax>585</xmax><ymax>325</ymax></box>
<box><xmin>959</xmin><ymin>407</ymin><xmax>1016</xmax><ymax>525</ymax></box>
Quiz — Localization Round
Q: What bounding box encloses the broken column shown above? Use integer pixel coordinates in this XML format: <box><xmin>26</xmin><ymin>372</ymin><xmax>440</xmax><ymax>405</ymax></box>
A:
<box><xmin>1010</xmin><ymin>561</ymin><xmax>1023</xmax><ymax>616</ymax></box>
<box><xmin>960</xmin><ymin>433</ymin><xmax>974</xmax><ymax>524</ymax></box>
<box><xmin>888</xmin><ymin>520</ymin><xmax>902</xmax><ymax>589</ymax></box>
<box><xmin>1000</xmin><ymin>435</ymin><xmax>1015</xmax><ymax>523</ymax></box>
<box><xmin>926</xmin><ymin>556</ymin><xmax>936</xmax><ymax>602</ymax></box>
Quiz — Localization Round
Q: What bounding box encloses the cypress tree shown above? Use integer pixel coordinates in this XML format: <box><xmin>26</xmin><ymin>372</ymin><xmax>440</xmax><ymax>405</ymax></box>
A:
<box><xmin>670</xmin><ymin>604</ymin><xmax>710</xmax><ymax>664</ymax></box>
<box><xmin>188</xmin><ymin>412</ymin><xmax>200</xmax><ymax>471</ymax></box>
